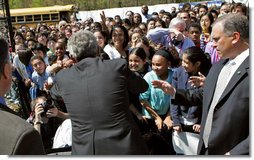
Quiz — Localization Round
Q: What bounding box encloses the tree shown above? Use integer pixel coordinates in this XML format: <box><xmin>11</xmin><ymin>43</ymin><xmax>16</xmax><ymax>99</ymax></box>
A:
<box><xmin>9</xmin><ymin>0</ymin><xmax>208</xmax><ymax>10</ymax></box>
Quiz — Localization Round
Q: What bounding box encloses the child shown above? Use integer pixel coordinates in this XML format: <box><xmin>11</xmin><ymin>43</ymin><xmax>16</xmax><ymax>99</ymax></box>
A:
<box><xmin>128</xmin><ymin>47</ymin><xmax>151</xmax><ymax>134</ymax></box>
<box><xmin>46</xmin><ymin>42</ymin><xmax>74</xmax><ymax>75</ymax></box>
<box><xmin>139</xmin><ymin>49</ymin><xmax>176</xmax><ymax>154</ymax></box>
<box><xmin>139</xmin><ymin>49</ymin><xmax>175</xmax><ymax>130</ymax></box>
<box><xmin>128</xmin><ymin>47</ymin><xmax>151</xmax><ymax>77</ymax></box>
<box><xmin>27</xmin><ymin>96</ymin><xmax>69</xmax><ymax>150</ymax></box>
<box><xmin>171</xmin><ymin>46</ymin><xmax>211</xmax><ymax>133</ymax></box>
<box><xmin>32</xmin><ymin>43</ymin><xmax>49</xmax><ymax>65</ymax></box>
<box><xmin>30</xmin><ymin>55</ymin><xmax>52</xmax><ymax>99</ymax></box>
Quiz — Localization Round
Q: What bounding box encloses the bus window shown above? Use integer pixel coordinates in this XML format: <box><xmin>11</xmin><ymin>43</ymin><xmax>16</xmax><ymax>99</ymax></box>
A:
<box><xmin>34</xmin><ymin>15</ymin><xmax>41</xmax><ymax>21</ymax></box>
<box><xmin>25</xmin><ymin>15</ymin><xmax>33</xmax><ymax>22</ymax></box>
<box><xmin>17</xmin><ymin>16</ymin><xmax>24</xmax><ymax>22</ymax></box>
<box><xmin>43</xmin><ymin>14</ymin><xmax>50</xmax><ymax>21</ymax></box>
<box><xmin>51</xmin><ymin>13</ymin><xmax>59</xmax><ymax>21</ymax></box>
<box><xmin>9</xmin><ymin>4</ymin><xmax>78</xmax><ymax>28</ymax></box>
<box><xmin>11</xmin><ymin>17</ymin><xmax>16</xmax><ymax>23</ymax></box>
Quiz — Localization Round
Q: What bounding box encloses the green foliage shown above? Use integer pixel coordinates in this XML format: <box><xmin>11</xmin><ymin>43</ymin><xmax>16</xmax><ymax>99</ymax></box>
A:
<box><xmin>9</xmin><ymin>0</ymin><xmax>207</xmax><ymax>10</ymax></box>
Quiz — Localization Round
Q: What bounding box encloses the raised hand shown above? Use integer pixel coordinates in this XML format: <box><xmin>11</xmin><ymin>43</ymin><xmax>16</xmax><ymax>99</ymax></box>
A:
<box><xmin>100</xmin><ymin>11</ymin><xmax>106</xmax><ymax>23</ymax></box>
<box><xmin>188</xmin><ymin>72</ymin><xmax>206</xmax><ymax>87</ymax></box>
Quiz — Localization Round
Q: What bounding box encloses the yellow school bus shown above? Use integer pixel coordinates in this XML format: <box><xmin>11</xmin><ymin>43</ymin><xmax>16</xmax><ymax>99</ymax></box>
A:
<box><xmin>8</xmin><ymin>4</ymin><xmax>78</xmax><ymax>28</ymax></box>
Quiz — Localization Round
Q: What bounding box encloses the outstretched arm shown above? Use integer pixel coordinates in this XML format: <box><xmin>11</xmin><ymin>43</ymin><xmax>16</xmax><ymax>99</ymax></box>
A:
<box><xmin>152</xmin><ymin>80</ymin><xmax>203</xmax><ymax>106</ymax></box>
<box><xmin>152</xmin><ymin>80</ymin><xmax>176</xmax><ymax>96</ymax></box>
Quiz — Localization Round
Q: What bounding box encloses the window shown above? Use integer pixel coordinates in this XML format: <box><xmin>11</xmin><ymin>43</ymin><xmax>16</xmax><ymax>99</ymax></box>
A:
<box><xmin>34</xmin><ymin>15</ymin><xmax>41</xmax><ymax>21</ymax></box>
<box><xmin>11</xmin><ymin>17</ymin><xmax>16</xmax><ymax>23</ymax></box>
<box><xmin>51</xmin><ymin>13</ymin><xmax>59</xmax><ymax>21</ymax></box>
<box><xmin>25</xmin><ymin>15</ymin><xmax>33</xmax><ymax>22</ymax></box>
<box><xmin>42</xmin><ymin>14</ymin><xmax>50</xmax><ymax>21</ymax></box>
<box><xmin>17</xmin><ymin>16</ymin><xmax>24</xmax><ymax>22</ymax></box>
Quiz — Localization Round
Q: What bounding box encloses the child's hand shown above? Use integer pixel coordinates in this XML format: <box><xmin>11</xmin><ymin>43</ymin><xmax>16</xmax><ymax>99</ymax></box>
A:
<box><xmin>24</xmin><ymin>78</ymin><xmax>32</xmax><ymax>87</ymax></box>
<box><xmin>44</xmin><ymin>82</ymin><xmax>52</xmax><ymax>91</ymax></box>
<box><xmin>63</xmin><ymin>59</ymin><xmax>75</xmax><ymax>68</ymax></box>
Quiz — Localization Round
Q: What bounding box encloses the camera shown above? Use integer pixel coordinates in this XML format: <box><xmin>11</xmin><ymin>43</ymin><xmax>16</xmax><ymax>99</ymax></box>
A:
<box><xmin>40</xmin><ymin>98</ymin><xmax>54</xmax><ymax>116</ymax></box>
<box><xmin>171</xmin><ymin>36</ymin><xmax>182</xmax><ymax>46</ymax></box>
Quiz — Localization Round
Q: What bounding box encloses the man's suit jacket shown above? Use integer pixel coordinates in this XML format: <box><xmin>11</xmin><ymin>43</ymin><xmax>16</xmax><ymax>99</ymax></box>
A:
<box><xmin>0</xmin><ymin>104</ymin><xmax>45</xmax><ymax>155</ymax></box>
<box><xmin>174</xmin><ymin>57</ymin><xmax>249</xmax><ymax>155</ymax></box>
<box><xmin>51</xmin><ymin>57</ymin><xmax>149</xmax><ymax>155</ymax></box>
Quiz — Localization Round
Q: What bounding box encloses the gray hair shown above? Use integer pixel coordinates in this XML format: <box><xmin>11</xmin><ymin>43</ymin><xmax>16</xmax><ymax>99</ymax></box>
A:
<box><xmin>67</xmin><ymin>30</ymin><xmax>98</xmax><ymax>62</ymax></box>
<box><xmin>213</xmin><ymin>13</ymin><xmax>249</xmax><ymax>41</ymax></box>
<box><xmin>0</xmin><ymin>38</ymin><xmax>9</xmax><ymax>79</ymax></box>
<box><xmin>169</xmin><ymin>17</ymin><xmax>186</xmax><ymax>31</ymax></box>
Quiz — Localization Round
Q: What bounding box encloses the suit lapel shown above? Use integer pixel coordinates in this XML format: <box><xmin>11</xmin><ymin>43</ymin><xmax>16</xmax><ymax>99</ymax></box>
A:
<box><xmin>204</xmin><ymin>59</ymin><xmax>228</xmax><ymax>111</ymax></box>
<box><xmin>217</xmin><ymin>56</ymin><xmax>249</xmax><ymax>106</ymax></box>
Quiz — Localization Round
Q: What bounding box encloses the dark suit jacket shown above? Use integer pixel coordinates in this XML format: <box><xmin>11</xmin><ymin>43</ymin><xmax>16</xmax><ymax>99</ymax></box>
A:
<box><xmin>51</xmin><ymin>58</ymin><xmax>149</xmax><ymax>155</ymax></box>
<box><xmin>0</xmin><ymin>104</ymin><xmax>45</xmax><ymax>155</ymax></box>
<box><xmin>174</xmin><ymin>57</ymin><xmax>249</xmax><ymax>155</ymax></box>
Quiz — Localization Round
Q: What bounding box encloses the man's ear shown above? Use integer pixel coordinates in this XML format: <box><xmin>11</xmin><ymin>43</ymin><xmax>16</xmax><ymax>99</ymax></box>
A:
<box><xmin>232</xmin><ymin>32</ymin><xmax>240</xmax><ymax>45</ymax></box>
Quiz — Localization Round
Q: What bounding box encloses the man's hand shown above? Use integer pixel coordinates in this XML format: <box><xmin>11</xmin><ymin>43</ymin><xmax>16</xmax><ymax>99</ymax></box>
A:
<box><xmin>152</xmin><ymin>80</ymin><xmax>175</xmax><ymax>96</ymax></box>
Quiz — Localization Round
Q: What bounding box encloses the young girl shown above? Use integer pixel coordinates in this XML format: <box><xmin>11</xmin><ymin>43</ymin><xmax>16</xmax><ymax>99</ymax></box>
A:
<box><xmin>171</xmin><ymin>46</ymin><xmax>211</xmax><ymax>134</ymax></box>
<box><xmin>129</xmin><ymin>32</ymin><xmax>142</xmax><ymax>52</ymax></box>
<box><xmin>14</xmin><ymin>31</ymin><xmax>25</xmax><ymax>45</ymax></box>
<box><xmin>128</xmin><ymin>47</ymin><xmax>151</xmax><ymax>134</ymax></box>
<box><xmin>93</xmin><ymin>30</ymin><xmax>110</xmax><ymax>60</ymax></box>
<box><xmin>128</xmin><ymin>47</ymin><xmax>151</xmax><ymax>77</ymax></box>
<box><xmin>139</xmin><ymin>49</ymin><xmax>176</xmax><ymax>154</ymax></box>
<box><xmin>46</xmin><ymin>42</ymin><xmax>73</xmax><ymax>75</ymax></box>
<box><xmin>139</xmin><ymin>49</ymin><xmax>175</xmax><ymax>131</ymax></box>
<box><xmin>103</xmin><ymin>25</ymin><xmax>129</xmax><ymax>59</ymax></box>
<box><xmin>200</xmin><ymin>12</ymin><xmax>214</xmax><ymax>51</ymax></box>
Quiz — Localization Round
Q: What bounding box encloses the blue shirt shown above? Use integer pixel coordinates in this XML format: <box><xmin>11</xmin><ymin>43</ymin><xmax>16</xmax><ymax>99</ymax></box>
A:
<box><xmin>139</xmin><ymin>69</ymin><xmax>174</xmax><ymax>118</ymax></box>
<box><xmin>32</xmin><ymin>70</ymin><xmax>50</xmax><ymax>90</ymax></box>
<box><xmin>0</xmin><ymin>96</ymin><xmax>7</xmax><ymax>106</ymax></box>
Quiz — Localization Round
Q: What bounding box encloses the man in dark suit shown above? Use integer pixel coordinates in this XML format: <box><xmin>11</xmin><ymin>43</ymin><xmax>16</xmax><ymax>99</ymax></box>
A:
<box><xmin>0</xmin><ymin>38</ymin><xmax>45</xmax><ymax>155</ymax></box>
<box><xmin>50</xmin><ymin>30</ymin><xmax>149</xmax><ymax>155</ymax></box>
<box><xmin>152</xmin><ymin>13</ymin><xmax>249</xmax><ymax>155</ymax></box>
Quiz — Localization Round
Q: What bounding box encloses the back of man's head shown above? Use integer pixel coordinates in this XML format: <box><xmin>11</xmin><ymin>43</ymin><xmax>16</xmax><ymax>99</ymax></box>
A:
<box><xmin>67</xmin><ymin>30</ymin><xmax>98</xmax><ymax>62</ymax></box>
